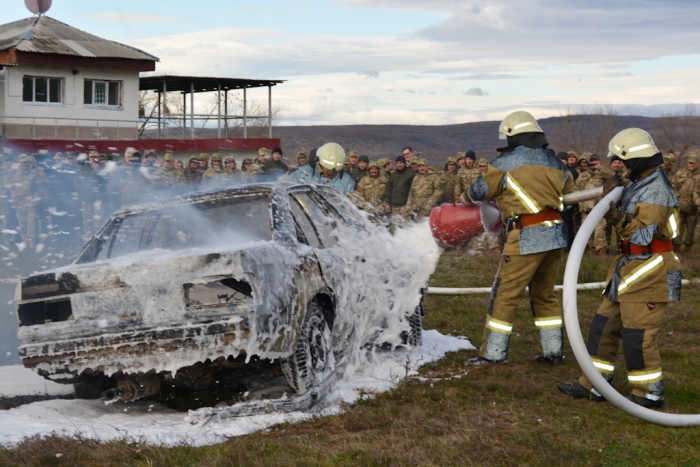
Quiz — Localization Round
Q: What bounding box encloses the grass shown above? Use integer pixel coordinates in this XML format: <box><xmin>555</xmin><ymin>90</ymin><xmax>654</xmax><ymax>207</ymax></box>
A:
<box><xmin>1</xmin><ymin>249</ymin><xmax>700</xmax><ymax>466</ymax></box>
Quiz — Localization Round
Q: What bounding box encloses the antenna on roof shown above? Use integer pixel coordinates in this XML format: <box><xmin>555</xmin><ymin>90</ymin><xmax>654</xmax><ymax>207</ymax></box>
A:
<box><xmin>25</xmin><ymin>0</ymin><xmax>52</xmax><ymax>16</ymax></box>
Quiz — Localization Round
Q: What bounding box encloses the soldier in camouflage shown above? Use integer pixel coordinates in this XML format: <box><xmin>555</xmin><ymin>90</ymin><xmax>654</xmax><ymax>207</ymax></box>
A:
<box><xmin>405</xmin><ymin>158</ymin><xmax>444</xmax><ymax>220</ymax></box>
<box><xmin>439</xmin><ymin>157</ymin><xmax>460</xmax><ymax>205</ymax></box>
<box><xmin>663</xmin><ymin>151</ymin><xmax>676</xmax><ymax>177</ymax></box>
<box><xmin>184</xmin><ymin>156</ymin><xmax>203</xmax><ymax>186</ymax></box>
<box><xmin>577</xmin><ymin>154</ymin><xmax>614</xmax><ymax>255</ymax></box>
<box><xmin>455</xmin><ymin>151</ymin><xmax>480</xmax><ymax>201</ymax></box>
<box><xmin>354</xmin><ymin>161</ymin><xmax>388</xmax><ymax>219</ymax></box>
<box><xmin>152</xmin><ymin>153</ymin><xmax>184</xmax><ymax>191</ymax></box>
<box><xmin>671</xmin><ymin>151</ymin><xmax>698</xmax><ymax>252</ymax></box>
<box><xmin>197</xmin><ymin>153</ymin><xmax>209</xmax><ymax>173</ymax></box>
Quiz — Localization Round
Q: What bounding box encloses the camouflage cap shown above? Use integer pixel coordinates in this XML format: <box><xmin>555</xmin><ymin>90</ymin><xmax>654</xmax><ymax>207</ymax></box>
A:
<box><xmin>188</xmin><ymin>155</ymin><xmax>200</xmax><ymax>164</ymax></box>
<box><xmin>258</xmin><ymin>148</ymin><xmax>269</xmax><ymax>157</ymax></box>
<box><xmin>588</xmin><ymin>154</ymin><xmax>600</xmax><ymax>162</ymax></box>
<box><xmin>416</xmin><ymin>158</ymin><xmax>428</xmax><ymax>166</ymax></box>
<box><xmin>88</xmin><ymin>150</ymin><xmax>99</xmax><ymax>158</ymax></box>
<box><xmin>144</xmin><ymin>149</ymin><xmax>157</xmax><ymax>158</ymax></box>
<box><xmin>211</xmin><ymin>153</ymin><xmax>222</xmax><ymax>162</ymax></box>
<box><xmin>478</xmin><ymin>158</ymin><xmax>489</xmax><ymax>167</ymax></box>
<box><xmin>99</xmin><ymin>153</ymin><xmax>108</xmax><ymax>161</ymax></box>
<box><xmin>348</xmin><ymin>150</ymin><xmax>359</xmax><ymax>158</ymax></box>
<box><xmin>225</xmin><ymin>157</ymin><xmax>236</xmax><ymax>164</ymax></box>
<box><xmin>198</xmin><ymin>153</ymin><xmax>209</xmax><ymax>161</ymax></box>
<box><xmin>578</xmin><ymin>157</ymin><xmax>589</xmax><ymax>164</ymax></box>
<box><xmin>409</xmin><ymin>158</ymin><xmax>419</xmax><ymax>165</ymax></box>
<box><xmin>242</xmin><ymin>157</ymin><xmax>253</xmax><ymax>164</ymax></box>
<box><xmin>446</xmin><ymin>157</ymin><xmax>457</xmax><ymax>165</ymax></box>
<box><xmin>567</xmin><ymin>151</ymin><xmax>578</xmax><ymax>160</ymax></box>
<box><xmin>297</xmin><ymin>151</ymin><xmax>307</xmax><ymax>160</ymax></box>
<box><xmin>163</xmin><ymin>153</ymin><xmax>174</xmax><ymax>162</ymax></box>
<box><xmin>663</xmin><ymin>153</ymin><xmax>676</xmax><ymax>164</ymax></box>
<box><xmin>689</xmin><ymin>153</ymin><xmax>699</xmax><ymax>164</ymax></box>
<box><xmin>456</xmin><ymin>151</ymin><xmax>466</xmax><ymax>160</ymax></box>
<box><xmin>67</xmin><ymin>152</ymin><xmax>77</xmax><ymax>159</ymax></box>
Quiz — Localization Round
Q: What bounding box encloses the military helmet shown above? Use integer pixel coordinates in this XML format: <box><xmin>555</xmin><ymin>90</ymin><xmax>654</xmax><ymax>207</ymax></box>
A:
<box><xmin>498</xmin><ymin>111</ymin><xmax>543</xmax><ymax>140</ymax></box>
<box><xmin>163</xmin><ymin>153</ymin><xmax>174</xmax><ymax>162</ymax></box>
<box><xmin>317</xmin><ymin>142</ymin><xmax>346</xmax><ymax>171</ymax></box>
<box><xmin>607</xmin><ymin>128</ymin><xmax>659</xmax><ymax>160</ymax></box>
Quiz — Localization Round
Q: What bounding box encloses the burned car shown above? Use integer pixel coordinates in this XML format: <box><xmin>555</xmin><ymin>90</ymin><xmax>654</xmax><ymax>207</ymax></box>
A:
<box><xmin>15</xmin><ymin>183</ymin><xmax>426</xmax><ymax>415</ymax></box>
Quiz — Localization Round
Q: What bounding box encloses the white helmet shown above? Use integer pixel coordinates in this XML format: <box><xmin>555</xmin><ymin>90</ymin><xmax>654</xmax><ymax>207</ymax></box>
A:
<box><xmin>607</xmin><ymin>128</ymin><xmax>659</xmax><ymax>160</ymax></box>
<box><xmin>498</xmin><ymin>111</ymin><xmax>543</xmax><ymax>140</ymax></box>
<box><xmin>317</xmin><ymin>142</ymin><xmax>346</xmax><ymax>171</ymax></box>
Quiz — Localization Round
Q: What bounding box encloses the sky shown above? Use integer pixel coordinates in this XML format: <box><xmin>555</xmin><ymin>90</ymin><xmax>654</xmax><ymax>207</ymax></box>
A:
<box><xmin>5</xmin><ymin>0</ymin><xmax>700</xmax><ymax>126</ymax></box>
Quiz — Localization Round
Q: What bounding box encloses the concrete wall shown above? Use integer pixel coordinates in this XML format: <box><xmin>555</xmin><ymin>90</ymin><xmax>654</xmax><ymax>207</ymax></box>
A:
<box><xmin>2</xmin><ymin>65</ymin><xmax>140</xmax><ymax>140</ymax></box>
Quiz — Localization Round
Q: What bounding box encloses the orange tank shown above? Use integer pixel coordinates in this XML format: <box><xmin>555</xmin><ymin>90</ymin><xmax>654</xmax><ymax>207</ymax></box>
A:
<box><xmin>429</xmin><ymin>202</ymin><xmax>503</xmax><ymax>248</ymax></box>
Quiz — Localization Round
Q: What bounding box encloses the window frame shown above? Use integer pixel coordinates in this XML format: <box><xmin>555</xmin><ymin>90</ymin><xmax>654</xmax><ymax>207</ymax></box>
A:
<box><xmin>22</xmin><ymin>76</ymin><xmax>64</xmax><ymax>105</ymax></box>
<box><xmin>84</xmin><ymin>79</ymin><xmax>123</xmax><ymax>108</ymax></box>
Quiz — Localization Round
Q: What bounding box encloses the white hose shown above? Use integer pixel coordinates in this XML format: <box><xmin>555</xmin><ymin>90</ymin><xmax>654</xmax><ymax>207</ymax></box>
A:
<box><xmin>564</xmin><ymin>186</ymin><xmax>700</xmax><ymax>426</ymax></box>
<box><xmin>427</xmin><ymin>279</ymin><xmax>696</xmax><ymax>295</ymax></box>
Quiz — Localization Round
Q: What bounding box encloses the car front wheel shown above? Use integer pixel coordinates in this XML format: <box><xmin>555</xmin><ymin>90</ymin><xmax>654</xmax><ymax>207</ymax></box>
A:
<box><xmin>281</xmin><ymin>302</ymin><xmax>335</xmax><ymax>394</ymax></box>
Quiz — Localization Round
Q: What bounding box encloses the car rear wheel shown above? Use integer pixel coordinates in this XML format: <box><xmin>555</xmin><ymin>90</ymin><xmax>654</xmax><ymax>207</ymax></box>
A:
<box><xmin>281</xmin><ymin>302</ymin><xmax>335</xmax><ymax>394</ymax></box>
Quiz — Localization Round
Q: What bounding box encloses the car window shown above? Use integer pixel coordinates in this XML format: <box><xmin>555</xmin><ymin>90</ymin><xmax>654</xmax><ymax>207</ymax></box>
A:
<box><xmin>314</xmin><ymin>189</ymin><xmax>369</xmax><ymax>232</ymax></box>
<box><xmin>81</xmin><ymin>194</ymin><xmax>272</xmax><ymax>262</ymax></box>
<box><xmin>288</xmin><ymin>195</ymin><xmax>321</xmax><ymax>248</ymax></box>
<box><xmin>293</xmin><ymin>192</ymin><xmax>338</xmax><ymax>247</ymax></box>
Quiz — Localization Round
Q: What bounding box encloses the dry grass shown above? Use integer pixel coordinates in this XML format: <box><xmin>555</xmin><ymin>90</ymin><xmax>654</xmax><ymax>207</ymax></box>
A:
<box><xmin>2</xmin><ymin>249</ymin><xmax>700</xmax><ymax>466</ymax></box>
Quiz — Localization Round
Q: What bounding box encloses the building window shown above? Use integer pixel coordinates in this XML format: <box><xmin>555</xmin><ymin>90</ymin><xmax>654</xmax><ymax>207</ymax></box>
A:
<box><xmin>22</xmin><ymin>77</ymin><xmax>63</xmax><ymax>103</ymax></box>
<box><xmin>84</xmin><ymin>79</ymin><xmax>121</xmax><ymax>107</ymax></box>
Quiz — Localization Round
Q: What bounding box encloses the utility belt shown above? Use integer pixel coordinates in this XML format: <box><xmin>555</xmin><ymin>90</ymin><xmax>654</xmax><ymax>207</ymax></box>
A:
<box><xmin>507</xmin><ymin>209</ymin><xmax>562</xmax><ymax>231</ymax></box>
<box><xmin>619</xmin><ymin>238</ymin><xmax>673</xmax><ymax>255</ymax></box>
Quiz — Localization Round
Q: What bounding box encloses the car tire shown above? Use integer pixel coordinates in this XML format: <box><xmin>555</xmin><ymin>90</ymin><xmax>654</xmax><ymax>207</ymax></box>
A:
<box><xmin>281</xmin><ymin>302</ymin><xmax>335</xmax><ymax>394</ymax></box>
<box><xmin>401</xmin><ymin>287</ymin><xmax>425</xmax><ymax>347</ymax></box>
<box><xmin>73</xmin><ymin>379</ymin><xmax>106</xmax><ymax>399</ymax></box>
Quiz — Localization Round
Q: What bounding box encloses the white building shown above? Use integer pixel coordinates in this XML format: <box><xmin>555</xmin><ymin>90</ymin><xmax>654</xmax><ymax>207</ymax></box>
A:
<box><xmin>0</xmin><ymin>15</ymin><xmax>158</xmax><ymax>140</ymax></box>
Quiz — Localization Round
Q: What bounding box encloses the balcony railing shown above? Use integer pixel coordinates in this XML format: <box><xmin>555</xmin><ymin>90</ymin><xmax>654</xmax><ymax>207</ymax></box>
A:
<box><xmin>0</xmin><ymin>116</ymin><xmax>140</xmax><ymax>141</ymax></box>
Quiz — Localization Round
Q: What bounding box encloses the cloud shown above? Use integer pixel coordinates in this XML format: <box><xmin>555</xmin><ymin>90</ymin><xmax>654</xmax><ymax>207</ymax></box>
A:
<box><xmin>84</xmin><ymin>12</ymin><xmax>185</xmax><ymax>23</ymax></box>
<box><xmin>358</xmin><ymin>70</ymin><xmax>380</xmax><ymax>78</ymax></box>
<box><xmin>464</xmin><ymin>88</ymin><xmax>488</xmax><ymax>96</ymax></box>
<box><xmin>449</xmin><ymin>74</ymin><xmax>522</xmax><ymax>81</ymax></box>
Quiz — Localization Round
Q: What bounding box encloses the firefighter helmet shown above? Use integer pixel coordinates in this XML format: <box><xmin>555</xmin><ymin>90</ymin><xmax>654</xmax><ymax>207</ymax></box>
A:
<box><xmin>498</xmin><ymin>111</ymin><xmax>543</xmax><ymax>140</ymax></box>
<box><xmin>607</xmin><ymin>128</ymin><xmax>659</xmax><ymax>160</ymax></box>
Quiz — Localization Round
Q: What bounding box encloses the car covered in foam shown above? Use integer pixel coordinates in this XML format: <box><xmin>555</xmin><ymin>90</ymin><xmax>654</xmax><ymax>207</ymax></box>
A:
<box><xmin>15</xmin><ymin>183</ymin><xmax>426</xmax><ymax>411</ymax></box>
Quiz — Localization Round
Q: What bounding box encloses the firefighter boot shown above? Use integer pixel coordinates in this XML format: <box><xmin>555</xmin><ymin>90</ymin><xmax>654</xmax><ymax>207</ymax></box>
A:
<box><xmin>558</xmin><ymin>382</ymin><xmax>605</xmax><ymax>402</ymax></box>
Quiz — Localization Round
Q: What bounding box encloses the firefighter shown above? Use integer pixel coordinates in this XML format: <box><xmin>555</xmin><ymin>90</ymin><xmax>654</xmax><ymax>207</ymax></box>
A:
<box><xmin>287</xmin><ymin>142</ymin><xmax>355</xmax><ymax>195</ymax></box>
<box><xmin>559</xmin><ymin>128</ymin><xmax>680</xmax><ymax>409</ymax></box>
<box><xmin>466</xmin><ymin>111</ymin><xmax>574</xmax><ymax>366</ymax></box>
<box><xmin>671</xmin><ymin>150</ymin><xmax>698</xmax><ymax>252</ymax></box>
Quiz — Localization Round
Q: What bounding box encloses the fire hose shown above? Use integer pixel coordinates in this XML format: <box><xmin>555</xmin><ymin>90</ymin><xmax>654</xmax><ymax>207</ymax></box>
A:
<box><xmin>564</xmin><ymin>186</ymin><xmax>700</xmax><ymax>426</ymax></box>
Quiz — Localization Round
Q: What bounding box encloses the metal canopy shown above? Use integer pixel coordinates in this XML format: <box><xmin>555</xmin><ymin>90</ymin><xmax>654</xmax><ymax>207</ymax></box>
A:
<box><xmin>139</xmin><ymin>75</ymin><xmax>285</xmax><ymax>93</ymax></box>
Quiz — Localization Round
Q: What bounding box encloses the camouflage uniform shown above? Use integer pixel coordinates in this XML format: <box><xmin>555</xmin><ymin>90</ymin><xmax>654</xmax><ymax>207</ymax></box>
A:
<box><xmin>354</xmin><ymin>162</ymin><xmax>388</xmax><ymax>216</ymax></box>
<box><xmin>152</xmin><ymin>153</ymin><xmax>185</xmax><ymax>190</ymax></box>
<box><xmin>405</xmin><ymin>159</ymin><xmax>444</xmax><ymax>220</ymax></box>
<box><xmin>670</xmin><ymin>154</ymin><xmax>699</xmax><ymax>248</ymax></box>
<box><xmin>183</xmin><ymin>156</ymin><xmax>203</xmax><ymax>186</ymax></box>
<box><xmin>663</xmin><ymin>152</ymin><xmax>676</xmax><ymax>178</ymax></box>
<box><xmin>197</xmin><ymin>153</ymin><xmax>209</xmax><ymax>174</ymax></box>
<box><xmin>439</xmin><ymin>157</ymin><xmax>460</xmax><ymax>205</ymax></box>
<box><xmin>578</xmin><ymin>163</ymin><xmax>614</xmax><ymax>253</ymax></box>
<box><xmin>377</xmin><ymin>157</ymin><xmax>393</xmax><ymax>179</ymax></box>
<box><xmin>202</xmin><ymin>154</ymin><xmax>233</xmax><ymax>188</ymax></box>
<box><xmin>9</xmin><ymin>154</ymin><xmax>47</xmax><ymax>246</ymax></box>
<box><xmin>455</xmin><ymin>164</ymin><xmax>481</xmax><ymax>201</ymax></box>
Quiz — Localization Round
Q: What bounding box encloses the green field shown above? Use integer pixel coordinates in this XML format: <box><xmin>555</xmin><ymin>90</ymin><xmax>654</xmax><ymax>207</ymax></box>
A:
<box><xmin>2</xmin><ymin>249</ymin><xmax>700</xmax><ymax>467</ymax></box>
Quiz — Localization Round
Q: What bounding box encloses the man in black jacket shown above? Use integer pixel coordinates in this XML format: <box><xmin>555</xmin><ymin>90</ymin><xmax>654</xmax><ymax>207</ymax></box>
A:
<box><xmin>383</xmin><ymin>155</ymin><xmax>415</xmax><ymax>232</ymax></box>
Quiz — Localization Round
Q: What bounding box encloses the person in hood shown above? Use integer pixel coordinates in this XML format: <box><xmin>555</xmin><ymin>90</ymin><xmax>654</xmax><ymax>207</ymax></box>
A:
<box><xmin>466</xmin><ymin>111</ymin><xmax>574</xmax><ymax>368</ymax></box>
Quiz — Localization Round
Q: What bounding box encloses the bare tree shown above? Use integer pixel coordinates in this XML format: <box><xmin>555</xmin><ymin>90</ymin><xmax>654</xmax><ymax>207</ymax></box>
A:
<box><xmin>548</xmin><ymin>104</ymin><xmax>621</xmax><ymax>157</ymax></box>
<box><xmin>651</xmin><ymin>104</ymin><xmax>700</xmax><ymax>159</ymax></box>
<box><xmin>221</xmin><ymin>92</ymin><xmax>282</xmax><ymax>138</ymax></box>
